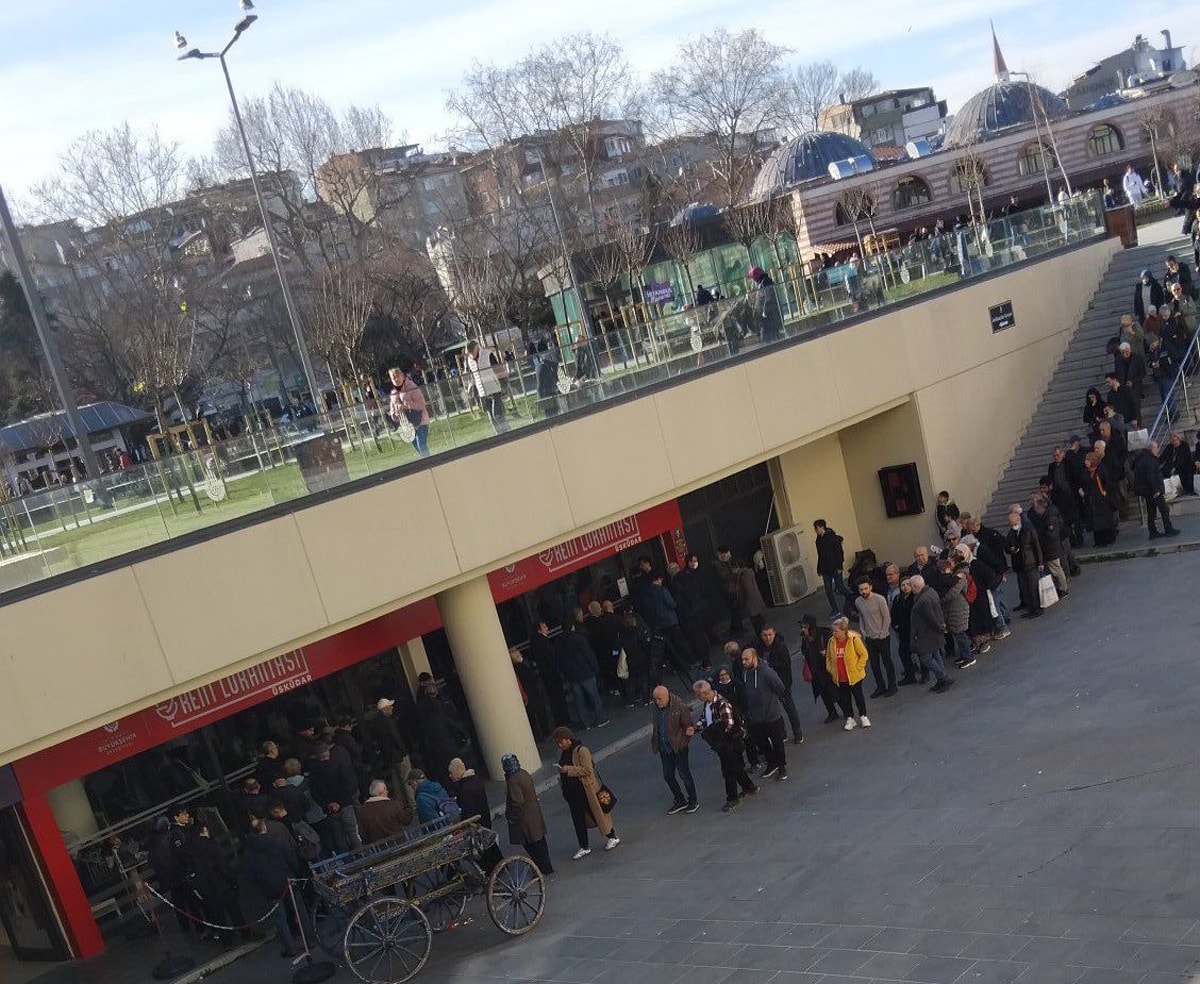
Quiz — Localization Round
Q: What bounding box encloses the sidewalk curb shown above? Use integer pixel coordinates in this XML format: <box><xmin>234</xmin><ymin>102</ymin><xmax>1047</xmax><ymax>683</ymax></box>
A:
<box><xmin>169</xmin><ymin>938</ymin><xmax>267</xmax><ymax>983</ymax></box>
<box><xmin>1077</xmin><ymin>537</ymin><xmax>1200</xmax><ymax>564</ymax></box>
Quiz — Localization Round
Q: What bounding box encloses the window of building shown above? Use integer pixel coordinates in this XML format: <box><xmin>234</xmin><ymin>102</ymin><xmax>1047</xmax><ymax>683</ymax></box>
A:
<box><xmin>605</xmin><ymin>136</ymin><xmax>632</xmax><ymax>158</ymax></box>
<box><xmin>1017</xmin><ymin>141</ymin><xmax>1057</xmax><ymax>176</ymax></box>
<box><xmin>892</xmin><ymin>175</ymin><xmax>932</xmax><ymax>210</ymax></box>
<box><xmin>1086</xmin><ymin>123</ymin><xmax>1123</xmax><ymax>158</ymax></box>
<box><xmin>950</xmin><ymin>158</ymin><xmax>990</xmax><ymax>194</ymax></box>
<box><xmin>861</xmin><ymin>104</ymin><xmax>876</xmax><ymax>118</ymax></box>
<box><xmin>604</xmin><ymin>170</ymin><xmax>630</xmax><ymax>187</ymax></box>
<box><xmin>868</xmin><ymin>127</ymin><xmax>894</xmax><ymax>146</ymax></box>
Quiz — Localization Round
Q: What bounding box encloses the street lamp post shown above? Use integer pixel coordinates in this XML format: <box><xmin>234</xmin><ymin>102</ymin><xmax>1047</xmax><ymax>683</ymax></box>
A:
<box><xmin>0</xmin><ymin>183</ymin><xmax>107</xmax><ymax>487</ymax></box>
<box><xmin>175</xmin><ymin>6</ymin><xmax>323</xmax><ymax>410</ymax></box>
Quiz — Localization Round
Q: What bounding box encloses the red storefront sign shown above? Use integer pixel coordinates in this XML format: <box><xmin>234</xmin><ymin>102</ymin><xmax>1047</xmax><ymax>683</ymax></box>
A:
<box><xmin>487</xmin><ymin>500</ymin><xmax>684</xmax><ymax>603</ymax></box>
<box><xmin>14</xmin><ymin>597</ymin><xmax>441</xmax><ymax>797</ymax></box>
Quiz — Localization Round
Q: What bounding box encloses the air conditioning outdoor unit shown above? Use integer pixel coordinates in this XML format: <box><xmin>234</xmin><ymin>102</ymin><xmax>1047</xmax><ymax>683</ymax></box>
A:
<box><xmin>760</xmin><ymin>524</ymin><xmax>820</xmax><ymax>606</ymax></box>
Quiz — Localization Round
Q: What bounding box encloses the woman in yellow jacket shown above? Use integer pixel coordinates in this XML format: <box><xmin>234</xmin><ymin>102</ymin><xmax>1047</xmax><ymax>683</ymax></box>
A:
<box><xmin>826</xmin><ymin>617</ymin><xmax>872</xmax><ymax>731</ymax></box>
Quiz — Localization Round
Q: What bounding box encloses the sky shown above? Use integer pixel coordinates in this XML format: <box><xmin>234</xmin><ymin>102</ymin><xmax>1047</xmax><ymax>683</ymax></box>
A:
<box><xmin>0</xmin><ymin>0</ymin><xmax>1196</xmax><ymax>212</ymax></box>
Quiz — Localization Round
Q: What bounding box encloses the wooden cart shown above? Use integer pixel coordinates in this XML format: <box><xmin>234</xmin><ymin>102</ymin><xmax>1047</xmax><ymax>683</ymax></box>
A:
<box><xmin>309</xmin><ymin>817</ymin><xmax>546</xmax><ymax>983</ymax></box>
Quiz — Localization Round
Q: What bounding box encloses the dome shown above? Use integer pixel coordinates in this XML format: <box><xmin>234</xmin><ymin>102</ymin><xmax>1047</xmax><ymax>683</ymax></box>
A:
<box><xmin>748</xmin><ymin>131</ymin><xmax>873</xmax><ymax>199</ymax></box>
<box><xmin>944</xmin><ymin>80</ymin><xmax>1070</xmax><ymax>148</ymax></box>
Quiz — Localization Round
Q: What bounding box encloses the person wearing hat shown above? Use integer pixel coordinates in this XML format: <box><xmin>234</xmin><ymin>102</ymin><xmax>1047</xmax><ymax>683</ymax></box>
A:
<box><xmin>369</xmin><ymin>696</ymin><xmax>413</xmax><ymax>808</ymax></box>
<box><xmin>502</xmin><ymin>754</ymin><xmax>553</xmax><ymax>874</ymax></box>
<box><xmin>748</xmin><ymin>266</ymin><xmax>782</xmax><ymax>342</ymax></box>
<box><xmin>1133</xmin><ymin>268</ymin><xmax>1165</xmax><ymax>323</ymax></box>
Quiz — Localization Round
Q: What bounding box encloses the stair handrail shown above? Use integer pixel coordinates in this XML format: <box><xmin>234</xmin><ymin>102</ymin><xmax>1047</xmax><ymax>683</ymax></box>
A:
<box><xmin>1147</xmin><ymin>324</ymin><xmax>1200</xmax><ymax>446</ymax></box>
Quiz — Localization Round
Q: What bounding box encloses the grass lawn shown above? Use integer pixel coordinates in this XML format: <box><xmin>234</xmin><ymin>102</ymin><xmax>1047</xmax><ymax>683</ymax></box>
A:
<box><xmin>31</xmin><ymin>396</ymin><xmax>539</xmax><ymax>576</ymax></box>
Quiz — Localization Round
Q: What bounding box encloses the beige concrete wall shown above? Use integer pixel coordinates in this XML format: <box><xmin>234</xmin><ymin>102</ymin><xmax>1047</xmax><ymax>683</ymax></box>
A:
<box><xmin>0</xmin><ymin>237</ymin><xmax>1120</xmax><ymax>766</ymax></box>
<box><xmin>771</xmin><ymin>435</ymin><xmax>863</xmax><ymax>558</ymax></box>
<box><xmin>839</xmin><ymin>401</ymin><xmax>939</xmax><ymax>564</ymax></box>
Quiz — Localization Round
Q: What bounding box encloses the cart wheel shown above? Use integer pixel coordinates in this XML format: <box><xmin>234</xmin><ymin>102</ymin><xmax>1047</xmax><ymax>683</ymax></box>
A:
<box><xmin>486</xmin><ymin>856</ymin><xmax>546</xmax><ymax>936</ymax></box>
<box><xmin>343</xmin><ymin>898</ymin><xmax>431</xmax><ymax>984</ymax></box>
<box><xmin>408</xmin><ymin>866</ymin><xmax>468</xmax><ymax>932</ymax></box>
<box><xmin>312</xmin><ymin>896</ymin><xmax>352</xmax><ymax>959</ymax></box>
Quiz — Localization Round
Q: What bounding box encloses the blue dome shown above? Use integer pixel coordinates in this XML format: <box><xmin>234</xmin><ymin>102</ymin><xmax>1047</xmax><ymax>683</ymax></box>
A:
<box><xmin>945</xmin><ymin>80</ymin><xmax>1069</xmax><ymax>147</ymax></box>
<box><xmin>749</xmin><ymin>131</ymin><xmax>873</xmax><ymax>198</ymax></box>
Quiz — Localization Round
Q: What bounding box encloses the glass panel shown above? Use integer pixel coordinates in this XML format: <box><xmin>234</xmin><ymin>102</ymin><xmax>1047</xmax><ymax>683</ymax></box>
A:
<box><xmin>0</xmin><ymin>807</ymin><xmax>70</xmax><ymax>960</ymax></box>
<box><xmin>0</xmin><ymin>195</ymin><xmax>1106</xmax><ymax>597</ymax></box>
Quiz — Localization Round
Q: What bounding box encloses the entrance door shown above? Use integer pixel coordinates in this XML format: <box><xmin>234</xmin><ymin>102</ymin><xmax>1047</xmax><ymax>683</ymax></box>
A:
<box><xmin>0</xmin><ymin>807</ymin><xmax>70</xmax><ymax>962</ymax></box>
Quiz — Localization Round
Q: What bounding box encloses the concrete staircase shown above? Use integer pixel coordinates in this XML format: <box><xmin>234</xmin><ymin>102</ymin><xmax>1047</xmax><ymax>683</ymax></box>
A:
<box><xmin>983</xmin><ymin>218</ymin><xmax>1194</xmax><ymax>523</ymax></box>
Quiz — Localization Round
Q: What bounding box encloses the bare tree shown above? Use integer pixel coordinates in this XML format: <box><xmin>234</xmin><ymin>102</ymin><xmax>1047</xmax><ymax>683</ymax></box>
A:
<box><xmin>953</xmin><ymin>146</ymin><xmax>989</xmax><ymax>226</ymax></box>
<box><xmin>835</xmin><ymin>186</ymin><xmax>875</xmax><ymax>260</ymax></box>
<box><xmin>661</xmin><ymin>221</ymin><xmax>703</xmax><ymax>297</ymax></box>
<box><xmin>788</xmin><ymin>61</ymin><xmax>840</xmax><ymax>133</ymax></box>
<box><xmin>34</xmin><ymin>123</ymin><xmax>234</xmax><ymax>428</ymax></box>
<box><xmin>838</xmin><ymin>68</ymin><xmax>880</xmax><ymax>104</ymax></box>
<box><xmin>308</xmin><ymin>263</ymin><xmax>376</xmax><ymax>398</ymax></box>
<box><xmin>366</xmin><ymin>249</ymin><xmax>453</xmax><ymax>370</ymax></box>
<box><xmin>651</xmin><ymin>29</ymin><xmax>792</xmax><ymax>206</ymax></box>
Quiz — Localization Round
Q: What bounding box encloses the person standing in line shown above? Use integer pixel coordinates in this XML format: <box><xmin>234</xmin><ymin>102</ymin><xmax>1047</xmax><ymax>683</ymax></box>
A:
<box><xmin>510</xmin><ymin>648</ymin><xmax>554</xmax><ymax>741</ymax></box>
<box><xmin>853</xmin><ymin>578</ymin><xmax>896</xmax><ymax>698</ymax></box>
<box><xmin>356</xmin><ymin>779</ymin><xmax>413</xmax><ymax>844</ymax></box>
<box><xmin>673</xmin><ymin>554</ymin><xmax>713</xmax><ymax>663</ymax></box>
<box><xmin>738</xmin><ymin>648</ymin><xmax>789</xmax><ymax>781</ymax></box>
<box><xmin>908</xmin><ymin>575</ymin><xmax>955</xmax><ymax>693</ymax></box>
<box><xmin>1029</xmin><ymin>494</ymin><xmax>1071</xmax><ymax>597</ymax></box>
<box><xmin>1085</xmin><ymin>450</ymin><xmax>1120</xmax><ymax>547</ymax></box>
<box><xmin>649</xmin><ymin>686</ymin><xmax>699</xmax><ymax>814</ymax></box>
<box><xmin>1005</xmin><ymin>504</ymin><xmax>1044</xmax><ymax>619</ymax></box>
<box><xmin>554</xmin><ymin>727</ymin><xmax>619</xmax><ymax>859</ymax></box>
<box><xmin>799</xmin><ymin>614</ymin><xmax>840</xmax><ymax>723</ymax></box>
<box><xmin>648</xmin><ymin>571</ymin><xmax>696</xmax><ymax>680</ymax></box>
<box><xmin>1132</xmin><ymin>440</ymin><xmax>1181</xmax><ymax>540</ymax></box>
<box><xmin>448</xmin><ymin>758</ymin><xmax>503</xmax><ymax>870</ymax></box>
<box><xmin>735</xmin><ymin>560</ymin><xmax>769</xmax><ymax>637</ymax></box>
<box><xmin>713</xmin><ymin>546</ymin><xmax>741</xmax><ymax>634</ymax></box>
<box><xmin>825</xmin><ymin>617</ymin><xmax>871</xmax><ymax>731</ymax></box>
<box><xmin>369</xmin><ymin>697</ymin><xmax>412</xmax><ymax>807</ymax></box>
<box><xmin>935</xmin><ymin>556</ymin><xmax>975</xmax><ymax>671</ymax></box>
<box><xmin>503</xmin><ymin>754</ymin><xmax>553</xmax><ymax>874</ymax></box>
<box><xmin>464</xmin><ymin>340</ymin><xmax>508</xmax><ymax>434</ymax></box>
<box><xmin>813</xmin><ymin>520</ymin><xmax>849</xmax><ymax>618</ymax></box>
<box><xmin>1161</xmin><ymin>431</ymin><xmax>1197</xmax><ymax>496</ymax></box>
<box><xmin>556</xmin><ymin>621</ymin><xmax>606</xmax><ymax>730</ymax></box>
<box><xmin>240</xmin><ymin>815</ymin><xmax>308</xmax><ymax>958</ymax></box>
<box><xmin>883</xmin><ymin>565</ymin><xmax>918</xmax><ymax>685</ymax></box>
<box><xmin>530</xmin><ymin>621</ymin><xmax>571</xmax><ymax>727</ymax></box>
<box><xmin>692</xmin><ymin>679</ymin><xmax>758</xmax><ymax>812</ymax></box>
<box><xmin>758</xmin><ymin>625</ymin><xmax>804</xmax><ymax>744</ymax></box>
<box><xmin>388</xmin><ymin>367</ymin><xmax>431</xmax><ymax>457</ymax></box>
<box><xmin>309</xmin><ymin>742</ymin><xmax>362</xmax><ymax>853</ymax></box>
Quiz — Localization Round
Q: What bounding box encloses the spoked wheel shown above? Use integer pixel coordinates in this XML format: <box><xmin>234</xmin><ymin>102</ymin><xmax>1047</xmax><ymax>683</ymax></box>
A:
<box><xmin>486</xmin><ymin>855</ymin><xmax>546</xmax><ymax>936</ymax></box>
<box><xmin>343</xmin><ymin>898</ymin><xmax>432</xmax><ymax>984</ymax></box>
<box><xmin>407</xmin><ymin>865</ymin><xmax>468</xmax><ymax>932</ymax></box>
<box><xmin>312</xmin><ymin>895</ymin><xmax>352</xmax><ymax>958</ymax></box>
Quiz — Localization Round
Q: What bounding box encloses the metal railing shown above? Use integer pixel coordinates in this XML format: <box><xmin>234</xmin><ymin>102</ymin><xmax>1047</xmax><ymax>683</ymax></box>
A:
<box><xmin>0</xmin><ymin>194</ymin><xmax>1107</xmax><ymax>597</ymax></box>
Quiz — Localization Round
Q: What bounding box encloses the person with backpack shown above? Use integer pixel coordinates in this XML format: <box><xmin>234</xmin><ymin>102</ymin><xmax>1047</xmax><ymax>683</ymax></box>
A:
<box><xmin>692</xmin><ymin>678</ymin><xmax>758</xmax><ymax>812</ymax></box>
<box><xmin>408</xmin><ymin>769</ymin><xmax>461</xmax><ymax>825</ymax></box>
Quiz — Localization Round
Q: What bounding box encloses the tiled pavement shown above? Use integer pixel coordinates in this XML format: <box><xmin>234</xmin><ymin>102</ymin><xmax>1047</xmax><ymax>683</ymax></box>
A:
<box><xmin>33</xmin><ymin>550</ymin><xmax>1200</xmax><ymax>984</ymax></box>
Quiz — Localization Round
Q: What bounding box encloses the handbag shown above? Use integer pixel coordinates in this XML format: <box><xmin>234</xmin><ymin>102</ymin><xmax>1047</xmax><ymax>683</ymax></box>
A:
<box><xmin>595</xmin><ymin>783</ymin><xmax>617</xmax><ymax>814</ymax></box>
<box><xmin>1038</xmin><ymin>573</ymin><xmax>1059</xmax><ymax>609</ymax></box>
<box><xmin>801</xmin><ymin>661</ymin><xmax>813</xmax><ymax>683</ymax></box>
<box><xmin>1164</xmin><ymin>474</ymin><xmax>1183</xmax><ymax>501</ymax></box>
<box><xmin>394</xmin><ymin>415</ymin><xmax>416</xmax><ymax>443</ymax></box>
<box><xmin>615</xmin><ymin>648</ymin><xmax>630</xmax><ymax>680</ymax></box>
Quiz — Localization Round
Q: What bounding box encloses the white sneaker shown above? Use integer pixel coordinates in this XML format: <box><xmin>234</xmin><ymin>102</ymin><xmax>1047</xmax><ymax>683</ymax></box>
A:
<box><xmin>859</xmin><ymin>715</ymin><xmax>871</xmax><ymax>728</ymax></box>
<box><xmin>844</xmin><ymin>717</ymin><xmax>858</xmax><ymax>731</ymax></box>
<box><xmin>572</xmin><ymin>848</ymin><xmax>591</xmax><ymax>860</ymax></box>
<box><xmin>604</xmin><ymin>836</ymin><xmax>620</xmax><ymax>851</ymax></box>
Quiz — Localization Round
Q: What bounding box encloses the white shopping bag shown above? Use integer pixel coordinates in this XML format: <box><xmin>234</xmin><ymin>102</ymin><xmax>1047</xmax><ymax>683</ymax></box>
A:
<box><xmin>1038</xmin><ymin>573</ymin><xmax>1059</xmax><ymax>609</ymax></box>
<box><xmin>1127</xmin><ymin>428</ymin><xmax>1150</xmax><ymax>451</ymax></box>
<box><xmin>1164</xmin><ymin>475</ymin><xmax>1183</xmax><ymax>502</ymax></box>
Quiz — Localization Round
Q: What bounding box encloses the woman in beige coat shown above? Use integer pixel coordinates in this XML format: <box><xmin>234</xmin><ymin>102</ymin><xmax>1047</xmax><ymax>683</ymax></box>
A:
<box><xmin>553</xmin><ymin>727</ymin><xmax>620</xmax><ymax>860</ymax></box>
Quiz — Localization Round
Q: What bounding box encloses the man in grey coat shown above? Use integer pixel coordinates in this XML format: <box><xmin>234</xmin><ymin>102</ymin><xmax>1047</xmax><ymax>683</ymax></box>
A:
<box><xmin>908</xmin><ymin>575</ymin><xmax>955</xmax><ymax>694</ymax></box>
<box><xmin>738</xmin><ymin>648</ymin><xmax>790</xmax><ymax>781</ymax></box>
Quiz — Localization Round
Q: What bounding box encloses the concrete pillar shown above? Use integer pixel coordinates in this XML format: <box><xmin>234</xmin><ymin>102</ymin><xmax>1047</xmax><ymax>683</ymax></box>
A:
<box><xmin>436</xmin><ymin>576</ymin><xmax>538</xmax><ymax>781</ymax></box>
<box><xmin>397</xmin><ymin>638</ymin><xmax>433</xmax><ymax>694</ymax></box>
<box><xmin>47</xmin><ymin>780</ymin><xmax>98</xmax><ymax>841</ymax></box>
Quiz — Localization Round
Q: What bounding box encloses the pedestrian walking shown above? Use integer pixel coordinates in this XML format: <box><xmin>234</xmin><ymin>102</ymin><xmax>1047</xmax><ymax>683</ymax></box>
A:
<box><xmin>825</xmin><ymin>617</ymin><xmax>871</xmax><ymax>731</ymax></box>
<box><xmin>738</xmin><ymin>647</ymin><xmax>789</xmax><ymax>781</ymax></box>
<box><xmin>554</xmin><ymin>727</ymin><xmax>619</xmax><ymax>859</ymax></box>
<box><xmin>387</xmin><ymin>367</ymin><xmax>431</xmax><ymax>457</ymax></box>
<box><xmin>692</xmin><ymin>678</ymin><xmax>758</xmax><ymax>812</ymax></box>
<box><xmin>814</xmin><ymin>520</ymin><xmax>850</xmax><ymax>618</ymax></box>
<box><xmin>503</xmin><ymin>754</ymin><xmax>553</xmax><ymax>874</ymax></box>
<box><xmin>649</xmin><ymin>686</ymin><xmax>699</xmax><ymax>814</ymax></box>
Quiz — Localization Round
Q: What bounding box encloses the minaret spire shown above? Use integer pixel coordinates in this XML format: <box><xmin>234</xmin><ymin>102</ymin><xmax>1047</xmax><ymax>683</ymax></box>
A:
<box><xmin>991</xmin><ymin>21</ymin><xmax>1010</xmax><ymax>82</ymax></box>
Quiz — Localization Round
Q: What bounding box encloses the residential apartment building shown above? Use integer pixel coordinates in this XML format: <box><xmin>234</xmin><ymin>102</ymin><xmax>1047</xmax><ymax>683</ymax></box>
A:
<box><xmin>819</xmin><ymin>88</ymin><xmax>949</xmax><ymax>150</ymax></box>
<box><xmin>1063</xmin><ymin>30</ymin><xmax>1189</xmax><ymax>109</ymax></box>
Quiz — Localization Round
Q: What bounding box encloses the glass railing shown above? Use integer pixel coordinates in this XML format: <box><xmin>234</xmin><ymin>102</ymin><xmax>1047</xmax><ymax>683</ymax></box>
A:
<box><xmin>0</xmin><ymin>193</ymin><xmax>1107</xmax><ymax>596</ymax></box>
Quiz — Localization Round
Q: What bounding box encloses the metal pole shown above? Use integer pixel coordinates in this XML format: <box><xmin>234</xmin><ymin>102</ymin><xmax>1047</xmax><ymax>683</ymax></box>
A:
<box><xmin>218</xmin><ymin>54</ymin><xmax>322</xmax><ymax>409</ymax></box>
<box><xmin>0</xmin><ymin>183</ymin><xmax>107</xmax><ymax>488</ymax></box>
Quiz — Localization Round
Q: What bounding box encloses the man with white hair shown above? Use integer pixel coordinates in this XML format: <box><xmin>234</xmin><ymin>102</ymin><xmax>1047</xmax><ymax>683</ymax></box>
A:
<box><xmin>908</xmin><ymin>575</ymin><xmax>954</xmax><ymax>693</ymax></box>
<box><xmin>356</xmin><ymin>779</ymin><xmax>413</xmax><ymax>844</ymax></box>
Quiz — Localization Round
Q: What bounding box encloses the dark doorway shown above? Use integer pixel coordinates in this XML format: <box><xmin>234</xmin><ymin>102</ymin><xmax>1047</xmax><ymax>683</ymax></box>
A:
<box><xmin>0</xmin><ymin>806</ymin><xmax>70</xmax><ymax>962</ymax></box>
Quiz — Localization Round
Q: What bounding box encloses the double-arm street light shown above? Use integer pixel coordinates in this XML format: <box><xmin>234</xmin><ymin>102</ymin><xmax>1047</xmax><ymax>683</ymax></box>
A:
<box><xmin>175</xmin><ymin>1</ymin><xmax>322</xmax><ymax>409</ymax></box>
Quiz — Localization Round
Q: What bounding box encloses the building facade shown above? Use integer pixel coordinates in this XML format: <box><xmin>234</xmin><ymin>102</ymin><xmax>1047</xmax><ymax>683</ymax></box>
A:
<box><xmin>819</xmin><ymin>88</ymin><xmax>949</xmax><ymax>150</ymax></box>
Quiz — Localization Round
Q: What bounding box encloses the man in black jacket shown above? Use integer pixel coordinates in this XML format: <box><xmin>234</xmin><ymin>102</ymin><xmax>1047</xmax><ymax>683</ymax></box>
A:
<box><xmin>908</xmin><ymin>576</ymin><xmax>954</xmax><ymax>693</ymax></box>
<box><xmin>557</xmin><ymin>624</ymin><xmax>606</xmax><ymax>730</ymax></box>
<box><xmin>530</xmin><ymin>622</ymin><xmax>570</xmax><ymax>726</ymax></box>
<box><xmin>1005</xmin><ymin>504</ymin><xmax>1044</xmax><ymax>618</ymax></box>
<box><xmin>1132</xmin><ymin>441</ymin><xmax>1181</xmax><ymax>540</ymax></box>
<box><xmin>813</xmin><ymin>519</ymin><xmax>849</xmax><ymax>618</ymax></box>
<box><xmin>1029</xmin><ymin>495</ymin><xmax>1070</xmax><ymax>597</ymax></box>
<box><xmin>309</xmin><ymin>741</ymin><xmax>362</xmax><ymax>854</ymax></box>
<box><xmin>758</xmin><ymin>625</ymin><xmax>803</xmax><ymax>744</ymax></box>
<box><xmin>240</xmin><ymin>816</ymin><xmax>307</xmax><ymax>957</ymax></box>
<box><xmin>1165</xmin><ymin>255</ymin><xmax>1195</xmax><ymax>299</ymax></box>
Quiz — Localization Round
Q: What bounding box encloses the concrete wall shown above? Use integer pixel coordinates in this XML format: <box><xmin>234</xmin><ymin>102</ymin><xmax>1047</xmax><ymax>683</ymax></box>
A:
<box><xmin>0</xmin><ymin>237</ymin><xmax>1120</xmax><ymax>766</ymax></box>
